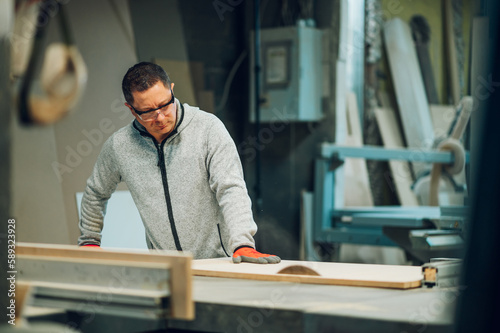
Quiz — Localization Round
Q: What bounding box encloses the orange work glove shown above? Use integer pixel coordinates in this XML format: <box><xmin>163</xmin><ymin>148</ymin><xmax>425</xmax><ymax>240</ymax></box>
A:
<box><xmin>232</xmin><ymin>246</ymin><xmax>281</xmax><ymax>264</ymax></box>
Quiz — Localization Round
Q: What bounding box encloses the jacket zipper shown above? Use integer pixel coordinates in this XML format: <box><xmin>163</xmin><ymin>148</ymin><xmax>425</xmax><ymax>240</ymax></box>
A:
<box><xmin>155</xmin><ymin>140</ymin><xmax>183</xmax><ymax>251</ymax></box>
<box><xmin>133</xmin><ymin>103</ymin><xmax>185</xmax><ymax>251</ymax></box>
<box><xmin>217</xmin><ymin>223</ymin><xmax>230</xmax><ymax>257</ymax></box>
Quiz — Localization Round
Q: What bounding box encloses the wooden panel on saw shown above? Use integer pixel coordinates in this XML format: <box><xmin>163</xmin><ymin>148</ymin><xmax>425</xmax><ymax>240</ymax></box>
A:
<box><xmin>193</xmin><ymin>258</ymin><xmax>422</xmax><ymax>290</ymax></box>
<box><xmin>17</xmin><ymin>242</ymin><xmax>194</xmax><ymax>320</ymax></box>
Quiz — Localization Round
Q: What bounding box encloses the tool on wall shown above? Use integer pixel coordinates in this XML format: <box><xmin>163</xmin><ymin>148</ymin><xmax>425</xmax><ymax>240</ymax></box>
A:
<box><xmin>18</xmin><ymin>0</ymin><xmax>87</xmax><ymax>125</ymax></box>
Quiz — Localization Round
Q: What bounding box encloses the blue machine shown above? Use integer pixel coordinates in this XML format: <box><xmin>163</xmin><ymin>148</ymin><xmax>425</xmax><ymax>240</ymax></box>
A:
<box><xmin>312</xmin><ymin>144</ymin><xmax>469</xmax><ymax>264</ymax></box>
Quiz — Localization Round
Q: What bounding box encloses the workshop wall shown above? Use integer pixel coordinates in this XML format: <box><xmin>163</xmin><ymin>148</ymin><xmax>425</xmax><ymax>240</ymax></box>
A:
<box><xmin>206</xmin><ymin>0</ymin><xmax>474</xmax><ymax>260</ymax></box>
<box><xmin>1</xmin><ymin>29</ymin><xmax>12</xmax><ymax>314</ymax></box>
<box><xmin>129</xmin><ymin>1</ymin><xmax>303</xmax><ymax>257</ymax></box>
<box><xmin>173</xmin><ymin>0</ymin><xmax>476</xmax><ymax>262</ymax></box>
<box><xmin>129</xmin><ymin>0</ymin><xmax>189</xmax><ymax>63</ymax></box>
<box><xmin>172</xmin><ymin>0</ymin><xmax>339</xmax><ymax>260</ymax></box>
<box><xmin>11</xmin><ymin>0</ymin><xmax>137</xmax><ymax>244</ymax></box>
<box><xmin>236</xmin><ymin>0</ymin><xmax>338</xmax><ymax>260</ymax></box>
<box><xmin>9</xmin><ymin>0</ymin><xmax>477</xmax><ymax>258</ymax></box>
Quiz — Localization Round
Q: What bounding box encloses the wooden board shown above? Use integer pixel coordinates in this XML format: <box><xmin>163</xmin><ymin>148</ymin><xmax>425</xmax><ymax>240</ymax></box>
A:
<box><xmin>374</xmin><ymin>107</ymin><xmax>419</xmax><ymax>206</ymax></box>
<box><xmin>344</xmin><ymin>92</ymin><xmax>374</xmax><ymax>207</ymax></box>
<box><xmin>193</xmin><ymin>258</ymin><xmax>422</xmax><ymax>290</ymax></box>
<box><xmin>383</xmin><ymin>18</ymin><xmax>434</xmax><ymax>154</ymax></box>
<box><xmin>154</xmin><ymin>58</ymin><xmax>197</xmax><ymax>106</ymax></box>
<box><xmin>17</xmin><ymin>242</ymin><xmax>193</xmax><ymax>320</ymax></box>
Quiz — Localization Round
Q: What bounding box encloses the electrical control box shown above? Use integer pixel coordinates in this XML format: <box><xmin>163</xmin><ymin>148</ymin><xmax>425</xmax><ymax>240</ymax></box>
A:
<box><xmin>250</xmin><ymin>24</ymin><xmax>323</xmax><ymax>122</ymax></box>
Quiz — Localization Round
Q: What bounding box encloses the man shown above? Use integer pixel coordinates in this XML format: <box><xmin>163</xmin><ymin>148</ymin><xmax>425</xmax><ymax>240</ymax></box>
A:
<box><xmin>78</xmin><ymin>62</ymin><xmax>280</xmax><ymax>264</ymax></box>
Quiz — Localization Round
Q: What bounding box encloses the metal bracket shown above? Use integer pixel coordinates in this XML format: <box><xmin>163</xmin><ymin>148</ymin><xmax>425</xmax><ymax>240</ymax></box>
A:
<box><xmin>422</xmin><ymin>258</ymin><xmax>462</xmax><ymax>288</ymax></box>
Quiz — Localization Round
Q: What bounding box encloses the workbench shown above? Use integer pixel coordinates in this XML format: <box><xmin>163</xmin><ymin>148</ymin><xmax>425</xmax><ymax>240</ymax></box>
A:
<box><xmin>27</xmin><ymin>275</ymin><xmax>457</xmax><ymax>333</ymax></box>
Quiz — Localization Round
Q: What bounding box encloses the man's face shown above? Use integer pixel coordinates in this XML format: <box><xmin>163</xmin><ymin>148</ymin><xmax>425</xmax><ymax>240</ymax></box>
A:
<box><xmin>126</xmin><ymin>81</ymin><xmax>177</xmax><ymax>143</ymax></box>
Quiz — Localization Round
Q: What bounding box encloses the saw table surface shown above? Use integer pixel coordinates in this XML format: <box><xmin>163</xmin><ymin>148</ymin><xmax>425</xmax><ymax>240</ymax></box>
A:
<box><xmin>28</xmin><ymin>275</ymin><xmax>457</xmax><ymax>333</ymax></box>
<box><xmin>168</xmin><ymin>276</ymin><xmax>456</xmax><ymax>333</ymax></box>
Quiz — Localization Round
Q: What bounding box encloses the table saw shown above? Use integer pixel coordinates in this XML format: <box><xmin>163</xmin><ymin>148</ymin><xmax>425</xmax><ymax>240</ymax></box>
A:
<box><xmin>16</xmin><ymin>243</ymin><xmax>459</xmax><ymax>333</ymax></box>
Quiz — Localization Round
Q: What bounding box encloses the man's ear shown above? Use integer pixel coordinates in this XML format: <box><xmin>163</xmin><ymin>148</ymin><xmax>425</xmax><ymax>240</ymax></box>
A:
<box><xmin>125</xmin><ymin>102</ymin><xmax>135</xmax><ymax>115</ymax></box>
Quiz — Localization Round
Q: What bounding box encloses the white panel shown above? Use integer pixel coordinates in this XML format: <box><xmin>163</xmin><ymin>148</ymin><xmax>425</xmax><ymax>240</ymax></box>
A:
<box><xmin>76</xmin><ymin>191</ymin><xmax>147</xmax><ymax>250</ymax></box>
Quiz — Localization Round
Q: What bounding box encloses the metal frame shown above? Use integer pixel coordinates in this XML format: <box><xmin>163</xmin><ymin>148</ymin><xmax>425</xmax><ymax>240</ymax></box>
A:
<box><xmin>313</xmin><ymin>143</ymin><xmax>468</xmax><ymax>250</ymax></box>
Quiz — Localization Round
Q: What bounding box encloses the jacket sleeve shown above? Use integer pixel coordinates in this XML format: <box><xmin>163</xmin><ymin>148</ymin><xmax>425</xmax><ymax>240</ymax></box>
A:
<box><xmin>78</xmin><ymin>137</ymin><xmax>121</xmax><ymax>245</ymax></box>
<box><xmin>206</xmin><ymin>118</ymin><xmax>257</xmax><ymax>253</ymax></box>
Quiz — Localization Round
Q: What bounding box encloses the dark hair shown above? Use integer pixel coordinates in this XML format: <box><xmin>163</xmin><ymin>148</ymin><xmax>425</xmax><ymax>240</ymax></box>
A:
<box><xmin>122</xmin><ymin>62</ymin><xmax>171</xmax><ymax>105</ymax></box>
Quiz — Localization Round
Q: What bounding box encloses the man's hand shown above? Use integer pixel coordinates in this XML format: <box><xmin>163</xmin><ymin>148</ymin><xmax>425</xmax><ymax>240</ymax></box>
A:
<box><xmin>232</xmin><ymin>246</ymin><xmax>281</xmax><ymax>264</ymax></box>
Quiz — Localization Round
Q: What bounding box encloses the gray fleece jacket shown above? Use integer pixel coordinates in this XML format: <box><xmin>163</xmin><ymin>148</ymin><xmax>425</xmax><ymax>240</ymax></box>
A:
<box><xmin>78</xmin><ymin>101</ymin><xmax>257</xmax><ymax>259</ymax></box>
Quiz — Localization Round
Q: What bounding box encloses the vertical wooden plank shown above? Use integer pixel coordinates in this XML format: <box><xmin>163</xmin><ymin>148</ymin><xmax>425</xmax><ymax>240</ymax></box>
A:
<box><xmin>384</xmin><ymin>18</ymin><xmax>435</xmax><ymax>178</ymax></box>
<box><xmin>383</xmin><ymin>18</ymin><xmax>434</xmax><ymax>151</ymax></box>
